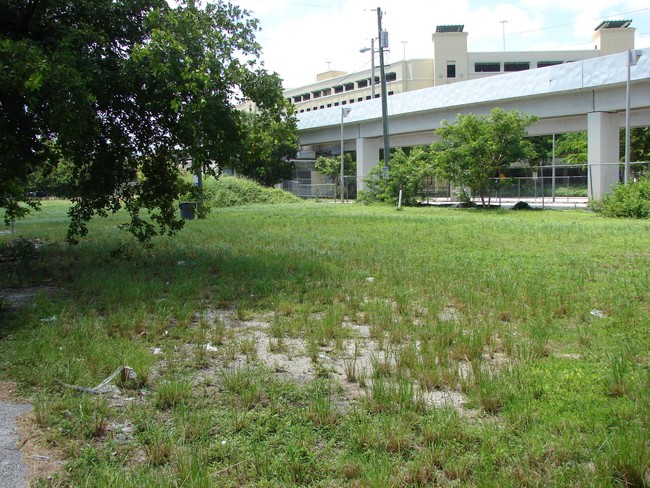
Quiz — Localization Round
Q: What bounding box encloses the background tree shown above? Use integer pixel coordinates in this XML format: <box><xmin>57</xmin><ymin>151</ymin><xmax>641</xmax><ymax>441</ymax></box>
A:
<box><xmin>233</xmin><ymin>108</ymin><xmax>299</xmax><ymax>187</ymax></box>
<box><xmin>629</xmin><ymin>127</ymin><xmax>650</xmax><ymax>163</ymax></box>
<box><xmin>556</xmin><ymin>132</ymin><xmax>588</xmax><ymax>165</ymax></box>
<box><xmin>528</xmin><ymin>135</ymin><xmax>553</xmax><ymax>165</ymax></box>
<box><xmin>315</xmin><ymin>153</ymin><xmax>356</xmax><ymax>198</ymax></box>
<box><xmin>432</xmin><ymin>108</ymin><xmax>538</xmax><ymax>207</ymax></box>
<box><xmin>553</xmin><ymin>128</ymin><xmax>650</xmax><ymax>170</ymax></box>
<box><xmin>315</xmin><ymin>154</ymin><xmax>357</xmax><ymax>181</ymax></box>
<box><xmin>1</xmin><ymin>0</ymin><xmax>291</xmax><ymax>243</ymax></box>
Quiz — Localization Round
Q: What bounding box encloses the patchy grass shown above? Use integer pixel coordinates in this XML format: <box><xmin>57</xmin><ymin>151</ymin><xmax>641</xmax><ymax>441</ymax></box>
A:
<box><xmin>1</xmin><ymin>201</ymin><xmax>649</xmax><ymax>486</ymax></box>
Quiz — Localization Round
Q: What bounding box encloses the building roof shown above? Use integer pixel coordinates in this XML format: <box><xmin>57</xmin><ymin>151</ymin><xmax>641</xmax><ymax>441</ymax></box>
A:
<box><xmin>436</xmin><ymin>25</ymin><xmax>464</xmax><ymax>33</ymax></box>
<box><xmin>595</xmin><ymin>20</ymin><xmax>632</xmax><ymax>30</ymax></box>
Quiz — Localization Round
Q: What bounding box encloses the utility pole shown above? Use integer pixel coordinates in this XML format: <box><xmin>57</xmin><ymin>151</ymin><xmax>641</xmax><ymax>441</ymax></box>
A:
<box><xmin>376</xmin><ymin>7</ymin><xmax>391</xmax><ymax>169</ymax></box>
<box><xmin>625</xmin><ymin>50</ymin><xmax>643</xmax><ymax>183</ymax></box>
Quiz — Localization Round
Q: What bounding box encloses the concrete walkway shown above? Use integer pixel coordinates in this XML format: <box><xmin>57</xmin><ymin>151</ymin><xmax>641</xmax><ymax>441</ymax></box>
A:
<box><xmin>0</xmin><ymin>399</ymin><xmax>31</xmax><ymax>488</ymax></box>
<box><xmin>423</xmin><ymin>196</ymin><xmax>589</xmax><ymax>210</ymax></box>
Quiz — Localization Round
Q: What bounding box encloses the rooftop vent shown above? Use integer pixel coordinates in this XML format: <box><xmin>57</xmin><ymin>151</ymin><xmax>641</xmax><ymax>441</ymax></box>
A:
<box><xmin>594</xmin><ymin>20</ymin><xmax>632</xmax><ymax>30</ymax></box>
<box><xmin>436</xmin><ymin>25</ymin><xmax>464</xmax><ymax>33</ymax></box>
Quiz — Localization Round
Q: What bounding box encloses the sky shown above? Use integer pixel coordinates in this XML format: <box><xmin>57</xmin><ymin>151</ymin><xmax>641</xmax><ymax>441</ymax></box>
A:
<box><xmin>232</xmin><ymin>0</ymin><xmax>650</xmax><ymax>89</ymax></box>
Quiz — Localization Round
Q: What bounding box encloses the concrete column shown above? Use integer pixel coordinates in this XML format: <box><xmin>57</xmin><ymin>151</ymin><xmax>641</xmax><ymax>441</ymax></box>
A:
<box><xmin>356</xmin><ymin>138</ymin><xmax>382</xmax><ymax>191</ymax></box>
<box><xmin>587</xmin><ymin>112</ymin><xmax>620</xmax><ymax>200</ymax></box>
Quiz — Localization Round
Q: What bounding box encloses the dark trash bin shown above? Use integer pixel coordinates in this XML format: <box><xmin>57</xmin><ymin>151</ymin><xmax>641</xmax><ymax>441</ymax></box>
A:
<box><xmin>179</xmin><ymin>202</ymin><xmax>196</xmax><ymax>220</ymax></box>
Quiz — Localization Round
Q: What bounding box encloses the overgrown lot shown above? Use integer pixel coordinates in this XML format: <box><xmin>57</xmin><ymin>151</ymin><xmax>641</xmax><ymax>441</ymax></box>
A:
<box><xmin>1</xmin><ymin>201</ymin><xmax>649</xmax><ymax>486</ymax></box>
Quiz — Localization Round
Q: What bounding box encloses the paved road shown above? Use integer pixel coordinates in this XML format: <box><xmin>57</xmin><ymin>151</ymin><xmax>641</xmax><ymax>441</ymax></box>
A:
<box><xmin>0</xmin><ymin>400</ymin><xmax>31</xmax><ymax>488</ymax></box>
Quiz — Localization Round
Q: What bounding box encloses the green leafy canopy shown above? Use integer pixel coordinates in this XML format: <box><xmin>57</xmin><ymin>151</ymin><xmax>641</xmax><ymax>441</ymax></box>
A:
<box><xmin>432</xmin><ymin>108</ymin><xmax>539</xmax><ymax>207</ymax></box>
<box><xmin>0</xmin><ymin>0</ymin><xmax>295</xmax><ymax>243</ymax></box>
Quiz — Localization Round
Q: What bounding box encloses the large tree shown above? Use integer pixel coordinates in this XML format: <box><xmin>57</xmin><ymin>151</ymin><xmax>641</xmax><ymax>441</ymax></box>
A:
<box><xmin>432</xmin><ymin>108</ymin><xmax>538</xmax><ymax>207</ymax></box>
<box><xmin>233</xmin><ymin>109</ymin><xmax>299</xmax><ymax>187</ymax></box>
<box><xmin>1</xmin><ymin>0</ymin><xmax>292</xmax><ymax>243</ymax></box>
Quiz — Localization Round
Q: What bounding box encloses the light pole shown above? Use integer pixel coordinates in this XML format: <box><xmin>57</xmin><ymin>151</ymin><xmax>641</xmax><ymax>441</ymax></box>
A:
<box><xmin>359</xmin><ymin>38</ymin><xmax>376</xmax><ymax>99</ymax></box>
<box><xmin>500</xmin><ymin>20</ymin><xmax>507</xmax><ymax>52</ymax></box>
<box><xmin>552</xmin><ymin>133</ymin><xmax>556</xmax><ymax>202</ymax></box>
<box><xmin>625</xmin><ymin>49</ymin><xmax>642</xmax><ymax>183</ymax></box>
<box><xmin>340</xmin><ymin>107</ymin><xmax>352</xmax><ymax>203</ymax></box>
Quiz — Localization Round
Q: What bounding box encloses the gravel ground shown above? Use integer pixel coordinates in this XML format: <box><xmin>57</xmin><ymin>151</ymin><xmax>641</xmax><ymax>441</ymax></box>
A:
<box><xmin>0</xmin><ymin>400</ymin><xmax>31</xmax><ymax>488</ymax></box>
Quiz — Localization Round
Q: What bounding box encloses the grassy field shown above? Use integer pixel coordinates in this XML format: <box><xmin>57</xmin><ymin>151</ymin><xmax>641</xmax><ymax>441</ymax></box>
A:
<box><xmin>1</xmin><ymin>201</ymin><xmax>649</xmax><ymax>487</ymax></box>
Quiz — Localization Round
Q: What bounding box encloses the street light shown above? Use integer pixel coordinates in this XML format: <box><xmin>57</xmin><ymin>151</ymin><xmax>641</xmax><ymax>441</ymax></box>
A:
<box><xmin>359</xmin><ymin>38</ymin><xmax>376</xmax><ymax>99</ymax></box>
<box><xmin>340</xmin><ymin>107</ymin><xmax>352</xmax><ymax>203</ymax></box>
<box><xmin>500</xmin><ymin>20</ymin><xmax>507</xmax><ymax>52</ymax></box>
<box><xmin>625</xmin><ymin>49</ymin><xmax>643</xmax><ymax>184</ymax></box>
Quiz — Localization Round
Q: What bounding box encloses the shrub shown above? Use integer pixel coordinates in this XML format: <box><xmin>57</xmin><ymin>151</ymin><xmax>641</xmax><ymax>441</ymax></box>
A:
<box><xmin>213</xmin><ymin>176</ymin><xmax>301</xmax><ymax>207</ymax></box>
<box><xmin>182</xmin><ymin>175</ymin><xmax>301</xmax><ymax>212</ymax></box>
<box><xmin>357</xmin><ymin>147</ymin><xmax>432</xmax><ymax>205</ymax></box>
<box><xmin>591</xmin><ymin>175</ymin><xmax>650</xmax><ymax>218</ymax></box>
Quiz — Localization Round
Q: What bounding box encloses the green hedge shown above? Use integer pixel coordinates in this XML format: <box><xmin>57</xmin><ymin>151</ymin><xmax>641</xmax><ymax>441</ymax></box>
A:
<box><xmin>591</xmin><ymin>175</ymin><xmax>650</xmax><ymax>218</ymax></box>
<box><xmin>201</xmin><ymin>175</ymin><xmax>301</xmax><ymax>208</ymax></box>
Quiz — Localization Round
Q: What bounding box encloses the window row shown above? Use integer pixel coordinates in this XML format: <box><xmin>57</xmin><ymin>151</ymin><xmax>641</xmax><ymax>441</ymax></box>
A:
<box><xmin>291</xmin><ymin>73</ymin><xmax>397</xmax><ymax>103</ymax></box>
<box><xmin>296</xmin><ymin>92</ymin><xmax>395</xmax><ymax>113</ymax></box>
<box><xmin>473</xmin><ymin>60</ymin><xmax>565</xmax><ymax>73</ymax></box>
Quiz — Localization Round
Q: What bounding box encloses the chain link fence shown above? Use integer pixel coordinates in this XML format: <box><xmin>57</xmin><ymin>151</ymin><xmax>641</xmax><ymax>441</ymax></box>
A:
<box><xmin>419</xmin><ymin>175</ymin><xmax>588</xmax><ymax>202</ymax></box>
<box><xmin>282</xmin><ymin>176</ymin><xmax>357</xmax><ymax>201</ymax></box>
<box><xmin>283</xmin><ymin>162</ymin><xmax>649</xmax><ymax>202</ymax></box>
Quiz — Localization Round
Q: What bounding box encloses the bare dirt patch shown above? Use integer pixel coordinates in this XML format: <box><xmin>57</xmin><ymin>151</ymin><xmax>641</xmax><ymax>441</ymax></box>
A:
<box><xmin>193</xmin><ymin>309</ymin><xmax>473</xmax><ymax>415</ymax></box>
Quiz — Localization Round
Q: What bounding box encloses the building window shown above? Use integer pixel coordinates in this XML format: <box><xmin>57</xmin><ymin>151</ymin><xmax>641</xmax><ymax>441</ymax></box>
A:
<box><xmin>447</xmin><ymin>61</ymin><xmax>456</xmax><ymax>78</ymax></box>
<box><xmin>334</xmin><ymin>85</ymin><xmax>344</xmax><ymax>94</ymax></box>
<box><xmin>342</xmin><ymin>100</ymin><xmax>347</xmax><ymax>105</ymax></box>
<box><xmin>388</xmin><ymin>91</ymin><xmax>394</xmax><ymax>96</ymax></box>
<box><xmin>327</xmin><ymin>103</ymin><xmax>332</xmax><ymax>107</ymax></box>
<box><xmin>344</xmin><ymin>83</ymin><xmax>354</xmax><ymax>91</ymax></box>
<box><xmin>357</xmin><ymin>79</ymin><xmax>368</xmax><ymax>88</ymax></box>
<box><xmin>504</xmin><ymin>62</ymin><xmax>530</xmax><ymax>72</ymax></box>
<box><xmin>312</xmin><ymin>91</ymin><xmax>321</xmax><ymax>99</ymax></box>
<box><xmin>334</xmin><ymin>102</ymin><xmax>339</xmax><ymax>106</ymax></box>
<box><xmin>386</xmin><ymin>72</ymin><xmax>397</xmax><ymax>82</ymax></box>
<box><xmin>320</xmin><ymin>105</ymin><xmax>325</xmax><ymax>109</ymax></box>
<box><xmin>537</xmin><ymin>61</ymin><xmax>562</xmax><ymax>68</ymax></box>
<box><xmin>349</xmin><ymin>99</ymin><xmax>354</xmax><ymax>104</ymax></box>
<box><xmin>366</xmin><ymin>95</ymin><xmax>371</xmax><ymax>100</ymax></box>
<box><xmin>302</xmin><ymin>93</ymin><xmax>311</xmax><ymax>100</ymax></box>
<box><xmin>322</xmin><ymin>88</ymin><xmax>332</xmax><ymax>96</ymax></box>
<box><xmin>357</xmin><ymin>97</ymin><xmax>363</xmax><ymax>102</ymax></box>
<box><xmin>475</xmin><ymin>62</ymin><xmax>501</xmax><ymax>72</ymax></box>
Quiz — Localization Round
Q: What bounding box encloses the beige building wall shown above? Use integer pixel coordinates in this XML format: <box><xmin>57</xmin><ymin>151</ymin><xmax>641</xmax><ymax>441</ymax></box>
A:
<box><xmin>432</xmin><ymin>30</ymin><xmax>469</xmax><ymax>84</ymax></box>
<box><xmin>278</xmin><ymin>21</ymin><xmax>636</xmax><ymax>114</ymax></box>
<box><xmin>594</xmin><ymin>27</ymin><xmax>636</xmax><ymax>55</ymax></box>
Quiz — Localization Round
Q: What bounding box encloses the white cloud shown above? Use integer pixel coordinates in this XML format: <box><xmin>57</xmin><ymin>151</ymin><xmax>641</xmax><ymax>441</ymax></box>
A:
<box><xmin>234</xmin><ymin>0</ymin><xmax>650</xmax><ymax>88</ymax></box>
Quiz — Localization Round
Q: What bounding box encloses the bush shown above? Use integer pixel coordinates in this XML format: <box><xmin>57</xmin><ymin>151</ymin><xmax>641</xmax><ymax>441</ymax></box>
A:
<box><xmin>591</xmin><ymin>175</ymin><xmax>650</xmax><ymax>218</ymax></box>
<box><xmin>189</xmin><ymin>175</ymin><xmax>300</xmax><ymax>210</ymax></box>
<box><xmin>357</xmin><ymin>148</ymin><xmax>431</xmax><ymax>206</ymax></box>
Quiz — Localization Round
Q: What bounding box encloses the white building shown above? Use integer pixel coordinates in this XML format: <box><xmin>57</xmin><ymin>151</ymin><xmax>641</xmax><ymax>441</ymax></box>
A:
<box><xmin>277</xmin><ymin>20</ymin><xmax>635</xmax><ymax>115</ymax></box>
